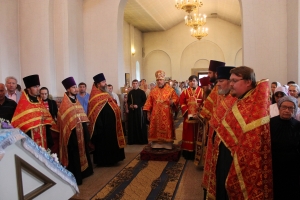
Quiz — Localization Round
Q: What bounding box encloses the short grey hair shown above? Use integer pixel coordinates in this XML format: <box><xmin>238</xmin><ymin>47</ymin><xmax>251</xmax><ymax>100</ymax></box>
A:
<box><xmin>5</xmin><ymin>76</ymin><xmax>18</xmax><ymax>83</ymax></box>
<box><xmin>289</xmin><ymin>84</ymin><xmax>300</xmax><ymax>92</ymax></box>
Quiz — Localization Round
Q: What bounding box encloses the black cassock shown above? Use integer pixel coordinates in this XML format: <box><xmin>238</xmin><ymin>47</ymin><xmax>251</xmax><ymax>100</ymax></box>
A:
<box><xmin>270</xmin><ymin>116</ymin><xmax>300</xmax><ymax>199</ymax></box>
<box><xmin>67</xmin><ymin>97</ymin><xmax>93</xmax><ymax>185</ymax></box>
<box><xmin>91</xmin><ymin>103</ymin><xmax>125</xmax><ymax>166</ymax></box>
<box><xmin>127</xmin><ymin>88</ymin><xmax>148</xmax><ymax>145</ymax></box>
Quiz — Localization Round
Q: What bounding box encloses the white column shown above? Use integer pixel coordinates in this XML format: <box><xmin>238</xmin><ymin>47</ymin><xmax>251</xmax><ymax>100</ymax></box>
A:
<box><xmin>0</xmin><ymin>0</ymin><xmax>20</xmax><ymax>83</ymax></box>
<box><xmin>53</xmin><ymin>0</ymin><xmax>85</xmax><ymax>96</ymax></box>
<box><xmin>287</xmin><ymin>0</ymin><xmax>300</xmax><ymax>84</ymax></box>
<box><xmin>83</xmin><ymin>0</ymin><xmax>127</xmax><ymax>93</ymax></box>
<box><xmin>19</xmin><ymin>0</ymin><xmax>55</xmax><ymax>91</ymax></box>
<box><xmin>241</xmin><ymin>0</ymin><xmax>287</xmax><ymax>83</ymax></box>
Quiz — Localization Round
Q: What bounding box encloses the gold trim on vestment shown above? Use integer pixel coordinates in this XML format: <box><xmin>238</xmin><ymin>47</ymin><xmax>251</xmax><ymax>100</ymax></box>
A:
<box><xmin>206</xmin><ymin>95</ymin><xmax>213</xmax><ymax>104</ymax></box>
<box><xmin>233</xmin><ymin>153</ymin><xmax>248</xmax><ymax>199</ymax></box>
<box><xmin>232</xmin><ymin>104</ymin><xmax>270</xmax><ymax>133</ymax></box>
<box><xmin>12</xmin><ymin>108</ymin><xmax>46</xmax><ymax>122</ymax></box>
<box><xmin>221</xmin><ymin>120</ymin><xmax>238</xmax><ymax>144</ymax></box>
<box><xmin>18</xmin><ymin>117</ymin><xmax>51</xmax><ymax>133</ymax></box>
<box><xmin>88</xmin><ymin>99</ymin><xmax>107</xmax><ymax>119</ymax></box>
<box><xmin>182</xmin><ymin>140</ymin><xmax>194</xmax><ymax>144</ymax></box>
<box><xmin>61</xmin><ymin>104</ymin><xmax>82</xmax><ymax>121</ymax></box>
<box><xmin>89</xmin><ymin>92</ymin><xmax>108</xmax><ymax>103</ymax></box>
<box><xmin>63</xmin><ymin>113</ymin><xmax>89</xmax><ymax>135</ymax></box>
<box><xmin>200</xmin><ymin>108</ymin><xmax>210</xmax><ymax>118</ymax></box>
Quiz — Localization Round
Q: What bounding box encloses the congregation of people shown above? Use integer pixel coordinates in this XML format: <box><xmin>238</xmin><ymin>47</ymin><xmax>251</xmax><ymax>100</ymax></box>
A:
<box><xmin>0</xmin><ymin>61</ymin><xmax>299</xmax><ymax>199</ymax></box>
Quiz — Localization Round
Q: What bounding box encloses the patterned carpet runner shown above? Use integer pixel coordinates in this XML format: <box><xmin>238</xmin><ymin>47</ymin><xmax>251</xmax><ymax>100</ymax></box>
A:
<box><xmin>91</xmin><ymin>155</ymin><xmax>187</xmax><ymax>200</ymax></box>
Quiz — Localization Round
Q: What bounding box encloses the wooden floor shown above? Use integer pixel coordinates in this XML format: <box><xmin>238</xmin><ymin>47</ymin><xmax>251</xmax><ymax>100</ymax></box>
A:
<box><xmin>70</xmin><ymin>144</ymin><xmax>204</xmax><ymax>200</ymax></box>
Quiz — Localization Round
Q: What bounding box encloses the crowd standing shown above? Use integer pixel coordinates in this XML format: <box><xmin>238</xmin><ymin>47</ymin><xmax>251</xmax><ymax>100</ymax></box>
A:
<box><xmin>1</xmin><ymin>63</ymin><xmax>299</xmax><ymax>199</ymax></box>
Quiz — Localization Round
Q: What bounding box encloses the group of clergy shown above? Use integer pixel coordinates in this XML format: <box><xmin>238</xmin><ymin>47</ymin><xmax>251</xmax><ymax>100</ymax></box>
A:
<box><xmin>198</xmin><ymin>61</ymin><xmax>300</xmax><ymax>199</ymax></box>
<box><xmin>2</xmin><ymin>63</ymin><xmax>299</xmax><ymax>198</ymax></box>
<box><xmin>8</xmin><ymin>73</ymin><xmax>125</xmax><ymax>185</ymax></box>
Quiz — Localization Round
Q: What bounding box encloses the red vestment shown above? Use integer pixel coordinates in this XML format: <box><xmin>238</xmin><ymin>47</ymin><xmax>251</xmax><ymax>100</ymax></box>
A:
<box><xmin>179</xmin><ymin>87</ymin><xmax>204</xmax><ymax>160</ymax></box>
<box><xmin>143</xmin><ymin>84</ymin><xmax>179</xmax><ymax>142</ymax></box>
<box><xmin>12</xmin><ymin>92</ymin><xmax>54</xmax><ymax>149</ymax></box>
<box><xmin>88</xmin><ymin>85</ymin><xmax>126</xmax><ymax>148</ymax></box>
<box><xmin>56</xmin><ymin>93</ymin><xmax>89</xmax><ymax>170</ymax></box>
<box><xmin>200</xmin><ymin>86</ymin><xmax>237</xmax><ymax>190</ymax></box>
<box><xmin>207</xmin><ymin>80</ymin><xmax>273</xmax><ymax>199</ymax></box>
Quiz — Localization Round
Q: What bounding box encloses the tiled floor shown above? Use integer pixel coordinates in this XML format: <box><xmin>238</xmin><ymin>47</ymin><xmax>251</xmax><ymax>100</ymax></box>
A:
<box><xmin>70</xmin><ymin>144</ymin><xmax>204</xmax><ymax>200</ymax></box>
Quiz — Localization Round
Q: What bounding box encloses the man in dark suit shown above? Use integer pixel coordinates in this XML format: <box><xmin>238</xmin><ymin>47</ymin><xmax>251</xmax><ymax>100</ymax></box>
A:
<box><xmin>0</xmin><ymin>83</ymin><xmax>17</xmax><ymax>122</ymax></box>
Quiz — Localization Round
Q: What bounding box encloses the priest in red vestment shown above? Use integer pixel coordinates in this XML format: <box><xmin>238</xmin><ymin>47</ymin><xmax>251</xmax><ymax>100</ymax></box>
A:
<box><xmin>200</xmin><ymin>76</ymin><xmax>212</xmax><ymax>100</ymax></box>
<box><xmin>88</xmin><ymin>73</ymin><xmax>126</xmax><ymax>166</ymax></box>
<box><xmin>12</xmin><ymin>74</ymin><xmax>54</xmax><ymax>149</ymax></box>
<box><xmin>200</xmin><ymin>67</ymin><xmax>237</xmax><ymax>199</ymax></box>
<box><xmin>143</xmin><ymin>70</ymin><xmax>179</xmax><ymax>149</ymax></box>
<box><xmin>207</xmin><ymin>66</ymin><xmax>273</xmax><ymax>199</ymax></box>
<box><xmin>179</xmin><ymin>75</ymin><xmax>204</xmax><ymax>161</ymax></box>
<box><xmin>208</xmin><ymin>60</ymin><xmax>225</xmax><ymax>87</ymax></box>
<box><xmin>54</xmin><ymin>77</ymin><xmax>93</xmax><ymax>185</ymax></box>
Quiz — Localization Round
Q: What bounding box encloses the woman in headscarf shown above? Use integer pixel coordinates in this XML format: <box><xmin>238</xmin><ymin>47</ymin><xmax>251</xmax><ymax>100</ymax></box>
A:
<box><xmin>269</xmin><ymin>85</ymin><xmax>288</xmax><ymax>118</ymax></box>
<box><xmin>270</xmin><ymin>81</ymin><xmax>281</xmax><ymax>104</ymax></box>
<box><xmin>270</xmin><ymin>96</ymin><xmax>300</xmax><ymax>199</ymax></box>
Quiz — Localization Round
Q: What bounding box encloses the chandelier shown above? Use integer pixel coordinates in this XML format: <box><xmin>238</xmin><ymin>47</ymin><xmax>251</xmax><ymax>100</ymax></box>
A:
<box><xmin>191</xmin><ymin>27</ymin><xmax>208</xmax><ymax>40</ymax></box>
<box><xmin>175</xmin><ymin>0</ymin><xmax>203</xmax><ymax>13</ymax></box>
<box><xmin>184</xmin><ymin>12</ymin><xmax>206</xmax><ymax>29</ymax></box>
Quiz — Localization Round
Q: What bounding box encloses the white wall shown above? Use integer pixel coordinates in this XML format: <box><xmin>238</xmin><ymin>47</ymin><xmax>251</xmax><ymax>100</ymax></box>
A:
<box><xmin>123</xmin><ymin>21</ymin><xmax>131</xmax><ymax>85</ymax></box>
<box><xmin>122</xmin><ymin>21</ymin><xmax>143</xmax><ymax>86</ymax></box>
<box><xmin>287</xmin><ymin>0</ymin><xmax>300</xmax><ymax>84</ymax></box>
<box><xmin>143</xmin><ymin>18</ymin><xmax>242</xmax><ymax>82</ymax></box>
<box><xmin>241</xmin><ymin>0</ymin><xmax>287</xmax><ymax>85</ymax></box>
<box><xmin>0</xmin><ymin>0</ymin><xmax>85</xmax><ymax>96</ymax></box>
<box><xmin>52</xmin><ymin>0</ymin><xmax>85</xmax><ymax>95</ymax></box>
<box><xmin>0</xmin><ymin>0</ymin><xmax>20</xmax><ymax>84</ymax></box>
<box><xmin>83</xmin><ymin>0</ymin><xmax>127</xmax><ymax>94</ymax></box>
<box><xmin>0</xmin><ymin>0</ymin><xmax>298</xmax><ymax>95</ymax></box>
<box><xmin>19</xmin><ymin>0</ymin><xmax>55</xmax><ymax>92</ymax></box>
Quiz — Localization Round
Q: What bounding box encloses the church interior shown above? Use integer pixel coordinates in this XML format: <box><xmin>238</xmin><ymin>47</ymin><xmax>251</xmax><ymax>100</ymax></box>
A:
<box><xmin>1</xmin><ymin>0</ymin><xmax>299</xmax><ymax>199</ymax></box>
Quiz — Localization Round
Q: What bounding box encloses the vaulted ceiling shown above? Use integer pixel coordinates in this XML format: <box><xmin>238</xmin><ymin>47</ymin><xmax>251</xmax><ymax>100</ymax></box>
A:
<box><xmin>124</xmin><ymin>0</ymin><xmax>241</xmax><ymax>33</ymax></box>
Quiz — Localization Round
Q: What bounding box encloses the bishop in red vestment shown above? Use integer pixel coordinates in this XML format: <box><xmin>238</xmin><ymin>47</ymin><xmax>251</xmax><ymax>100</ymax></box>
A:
<box><xmin>143</xmin><ymin>70</ymin><xmax>179</xmax><ymax>149</ymax></box>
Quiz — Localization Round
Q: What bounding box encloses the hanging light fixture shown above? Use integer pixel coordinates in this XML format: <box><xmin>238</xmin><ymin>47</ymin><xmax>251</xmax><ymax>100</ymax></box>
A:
<box><xmin>175</xmin><ymin>0</ymin><xmax>203</xmax><ymax>13</ymax></box>
<box><xmin>190</xmin><ymin>27</ymin><xmax>208</xmax><ymax>40</ymax></box>
<box><xmin>184</xmin><ymin>8</ymin><xmax>206</xmax><ymax>29</ymax></box>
